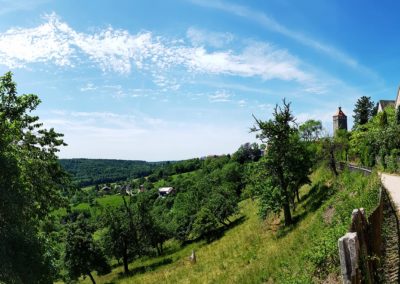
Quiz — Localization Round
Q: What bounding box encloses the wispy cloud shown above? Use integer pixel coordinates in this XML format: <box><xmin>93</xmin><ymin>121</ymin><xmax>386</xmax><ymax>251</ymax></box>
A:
<box><xmin>237</xmin><ymin>99</ymin><xmax>247</xmax><ymax>107</ymax></box>
<box><xmin>48</xmin><ymin>110</ymin><xmax>166</xmax><ymax>131</ymax></box>
<box><xmin>0</xmin><ymin>13</ymin><xmax>311</xmax><ymax>85</ymax></box>
<box><xmin>209</xmin><ymin>90</ymin><xmax>231</xmax><ymax>102</ymax></box>
<box><xmin>186</xmin><ymin>27</ymin><xmax>234</xmax><ymax>48</ymax></box>
<box><xmin>190</xmin><ymin>0</ymin><xmax>377</xmax><ymax>78</ymax></box>
<box><xmin>0</xmin><ymin>0</ymin><xmax>50</xmax><ymax>15</ymax></box>
<box><xmin>181</xmin><ymin>42</ymin><xmax>310</xmax><ymax>82</ymax></box>
<box><xmin>80</xmin><ymin>82</ymin><xmax>97</xmax><ymax>92</ymax></box>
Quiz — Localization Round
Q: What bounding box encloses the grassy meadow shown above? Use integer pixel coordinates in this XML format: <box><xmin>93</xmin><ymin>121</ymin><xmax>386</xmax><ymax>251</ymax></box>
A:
<box><xmin>73</xmin><ymin>166</ymin><xmax>380</xmax><ymax>284</ymax></box>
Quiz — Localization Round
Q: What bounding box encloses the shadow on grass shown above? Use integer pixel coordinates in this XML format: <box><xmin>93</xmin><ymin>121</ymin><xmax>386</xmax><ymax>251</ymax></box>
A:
<box><xmin>106</xmin><ymin>215</ymin><xmax>247</xmax><ymax>282</ymax></box>
<box><xmin>206</xmin><ymin>215</ymin><xmax>247</xmax><ymax>243</ymax></box>
<box><xmin>183</xmin><ymin>215</ymin><xmax>247</xmax><ymax>246</ymax></box>
<box><xmin>276</xmin><ymin>181</ymin><xmax>333</xmax><ymax>238</ymax></box>
<box><xmin>116</xmin><ymin>257</ymin><xmax>173</xmax><ymax>280</ymax></box>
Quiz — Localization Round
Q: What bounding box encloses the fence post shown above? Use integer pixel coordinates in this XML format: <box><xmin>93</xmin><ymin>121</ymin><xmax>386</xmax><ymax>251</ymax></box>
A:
<box><xmin>338</xmin><ymin>232</ymin><xmax>360</xmax><ymax>283</ymax></box>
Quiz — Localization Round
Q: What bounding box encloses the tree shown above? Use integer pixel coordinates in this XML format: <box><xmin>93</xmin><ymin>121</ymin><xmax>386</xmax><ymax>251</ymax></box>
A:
<box><xmin>0</xmin><ymin>72</ymin><xmax>69</xmax><ymax>283</ymax></box>
<box><xmin>353</xmin><ymin>96</ymin><xmax>374</xmax><ymax>129</ymax></box>
<box><xmin>64</xmin><ymin>216</ymin><xmax>110</xmax><ymax>284</ymax></box>
<box><xmin>135</xmin><ymin>192</ymin><xmax>169</xmax><ymax>256</ymax></box>
<box><xmin>299</xmin><ymin>119</ymin><xmax>323</xmax><ymax>142</ymax></box>
<box><xmin>192</xmin><ymin>207</ymin><xmax>219</xmax><ymax>242</ymax></box>
<box><xmin>232</xmin><ymin>143</ymin><xmax>262</xmax><ymax>164</ymax></box>
<box><xmin>206</xmin><ymin>185</ymin><xmax>239</xmax><ymax>226</ymax></box>
<box><xmin>101</xmin><ymin>198</ymin><xmax>139</xmax><ymax>275</ymax></box>
<box><xmin>251</xmin><ymin>100</ymin><xmax>311</xmax><ymax>226</ymax></box>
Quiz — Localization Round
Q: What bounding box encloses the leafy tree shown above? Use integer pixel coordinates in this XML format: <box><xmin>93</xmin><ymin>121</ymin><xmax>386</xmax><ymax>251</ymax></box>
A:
<box><xmin>151</xmin><ymin>198</ymin><xmax>175</xmax><ymax>255</ymax></box>
<box><xmin>299</xmin><ymin>119</ymin><xmax>323</xmax><ymax>142</ymax></box>
<box><xmin>192</xmin><ymin>207</ymin><xmax>219</xmax><ymax>242</ymax></box>
<box><xmin>206</xmin><ymin>185</ymin><xmax>239</xmax><ymax>226</ymax></box>
<box><xmin>251</xmin><ymin>100</ymin><xmax>311</xmax><ymax>225</ymax></box>
<box><xmin>0</xmin><ymin>72</ymin><xmax>69</xmax><ymax>283</ymax></box>
<box><xmin>101</xmin><ymin>198</ymin><xmax>138</xmax><ymax>275</ymax></box>
<box><xmin>380</xmin><ymin>110</ymin><xmax>388</xmax><ymax>127</ymax></box>
<box><xmin>353</xmin><ymin>96</ymin><xmax>374</xmax><ymax>129</ymax></box>
<box><xmin>232</xmin><ymin>142</ymin><xmax>262</xmax><ymax>164</ymax></box>
<box><xmin>64</xmin><ymin>216</ymin><xmax>110</xmax><ymax>284</ymax></box>
<box><xmin>349</xmin><ymin>106</ymin><xmax>400</xmax><ymax>168</ymax></box>
<box><xmin>135</xmin><ymin>192</ymin><xmax>169</xmax><ymax>256</ymax></box>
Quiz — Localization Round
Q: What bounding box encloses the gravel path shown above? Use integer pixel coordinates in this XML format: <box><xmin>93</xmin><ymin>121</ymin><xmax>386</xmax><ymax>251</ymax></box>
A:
<box><xmin>381</xmin><ymin>173</ymin><xmax>400</xmax><ymax>213</ymax></box>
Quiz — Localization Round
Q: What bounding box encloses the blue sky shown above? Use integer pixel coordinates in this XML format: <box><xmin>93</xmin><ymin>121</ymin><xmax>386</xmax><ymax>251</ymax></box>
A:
<box><xmin>0</xmin><ymin>0</ymin><xmax>398</xmax><ymax>161</ymax></box>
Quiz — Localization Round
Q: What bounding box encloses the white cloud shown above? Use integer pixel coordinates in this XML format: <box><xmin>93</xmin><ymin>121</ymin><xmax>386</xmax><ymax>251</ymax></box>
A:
<box><xmin>237</xmin><ymin>99</ymin><xmax>246</xmax><ymax>107</ymax></box>
<box><xmin>0</xmin><ymin>13</ymin><xmax>311</xmax><ymax>84</ymax></box>
<box><xmin>80</xmin><ymin>82</ymin><xmax>97</xmax><ymax>92</ymax></box>
<box><xmin>209</xmin><ymin>90</ymin><xmax>231</xmax><ymax>102</ymax></box>
<box><xmin>179</xmin><ymin>42</ymin><xmax>310</xmax><ymax>82</ymax></box>
<box><xmin>0</xmin><ymin>14</ymin><xmax>74</xmax><ymax>68</ymax></box>
<box><xmin>186</xmin><ymin>27</ymin><xmax>234</xmax><ymax>48</ymax></box>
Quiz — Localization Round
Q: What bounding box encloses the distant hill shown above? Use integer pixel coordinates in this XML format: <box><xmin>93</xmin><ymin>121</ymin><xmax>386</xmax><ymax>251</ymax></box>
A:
<box><xmin>59</xmin><ymin>158</ymin><xmax>167</xmax><ymax>187</ymax></box>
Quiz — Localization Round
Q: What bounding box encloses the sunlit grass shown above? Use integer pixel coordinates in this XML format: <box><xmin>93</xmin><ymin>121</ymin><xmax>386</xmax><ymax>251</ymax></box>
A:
<box><xmin>75</xmin><ymin>167</ymin><xmax>380</xmax><ymax>284</ymax></box>
<box><xmin>79</xmin><ymin>170</ymin><xmax>331</xmax><ymax>284</ymax></box>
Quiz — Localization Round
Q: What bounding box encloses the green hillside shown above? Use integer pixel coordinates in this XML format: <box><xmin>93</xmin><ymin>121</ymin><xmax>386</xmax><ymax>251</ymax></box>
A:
<box><xmin>60</xmin><ymin>158</ymin><xmax>204</xmax><ymax>187</ymax></box>
<box><xmin>76</xmin><ymin>166</ymin><xmax>380</xmax><ymax>284</ymax></box>
<box><xmin>59</xmin><ymin>159</ymin><xmax>162</xmax><ymax>187</ymax></box>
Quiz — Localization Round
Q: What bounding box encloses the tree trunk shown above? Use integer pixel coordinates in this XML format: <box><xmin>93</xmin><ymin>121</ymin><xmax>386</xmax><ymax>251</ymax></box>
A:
<box><xmin>87</xmin><ymin>272</ymin><xmax>96</xmax><ymax>284</ymax></box>
<box><xmin>123</xmin><ymin>251</ymin><xmax>129</xmax><ymax>274</ymax></box>
<box><xmin>278</xmin><ymin>167</ymin><xmax>292</xmax><ymax>226</ymax></box>
<box><xmin>283</xmin><ymin>196</ymin><xmax>292</xmax><ymax>226</ymax></box>
<box><xmin>296</xmin><ymin>188</ymin><xmax>300</xmax><ymax>203</ymax></box>
<box><xmin>329</xmin><ymin>148</ymin><xmax>338</xmax><ymax>176</ymax></box>
<box><xmin>156</xmin><ymin>244</ymin><xmax>161</xmax><ymax>256</ymax></box>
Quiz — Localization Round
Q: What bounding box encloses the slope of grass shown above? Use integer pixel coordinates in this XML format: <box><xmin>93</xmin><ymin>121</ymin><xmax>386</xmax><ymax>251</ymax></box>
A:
<box><xmin>77</xmin><ymin>166</ymin><xmax>380</xmax><ymax>284</ymax></box>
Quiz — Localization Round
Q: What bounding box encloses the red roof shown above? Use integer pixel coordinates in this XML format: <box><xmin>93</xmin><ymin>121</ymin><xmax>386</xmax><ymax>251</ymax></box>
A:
<box><xmin>334</xmin><ymin>107</ymin><xmax>346</xmax><ymax>117</ymax></box>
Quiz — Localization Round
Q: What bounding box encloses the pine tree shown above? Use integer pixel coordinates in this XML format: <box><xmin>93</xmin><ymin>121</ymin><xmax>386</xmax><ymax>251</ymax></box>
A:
<box><xmin>353</xmin><ymin>96</ymin><xmax>374</xmax><ymax>129</ymax></box>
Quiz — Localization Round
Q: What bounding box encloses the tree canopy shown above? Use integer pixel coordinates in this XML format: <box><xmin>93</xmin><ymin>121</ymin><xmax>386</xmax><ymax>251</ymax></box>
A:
<box><xmin>0</xmin><ymin>72</ymin><xmax>69</xmax><ymax>283</ymax></box>
<box><xmin>251</xmin><ymin>100</ymin><xmax>311</xmax><ymax>225</ymax></box>
<box><xmin>299</xmin><ymin>119</ymin><xmax>323</xmax><ymax>142</ymax></box>
<box><xmin>352</xmin><ymin>96</ymin><xmax>375</xmax><ymax>129</ymax></box>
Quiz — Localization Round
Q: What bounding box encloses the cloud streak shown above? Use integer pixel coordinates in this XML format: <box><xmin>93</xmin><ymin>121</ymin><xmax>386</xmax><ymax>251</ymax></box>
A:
<box><xmin>0</xmin><ymin>13</ymin><xmax>310</xmax><ymax>84</ymax></box>
<box><xmin>186</xmin><ymin>27</ymin><xmax>234</xmax><ymax>48</ymax></box>
<box><xmin>190</xmin><ymin>0</ymin><xmax>377</xmax><ymax>77</ymax></box>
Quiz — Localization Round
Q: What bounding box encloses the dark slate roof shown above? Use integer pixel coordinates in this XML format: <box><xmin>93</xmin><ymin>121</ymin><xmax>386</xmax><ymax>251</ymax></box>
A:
<box><xmin>379</xmin><ymin>100</ymin><xmax>395</xmax><ymax>109</ymax></box>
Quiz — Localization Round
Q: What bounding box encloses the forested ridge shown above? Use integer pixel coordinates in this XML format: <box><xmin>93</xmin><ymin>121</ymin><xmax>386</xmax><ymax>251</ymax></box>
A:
<box><xmin>59</xmin><ymin>159</ymin><xmax>164</xmax><ymax>187</ymax></box>
<box><xmin>59</xmin><ymin>158</ymin><xmax>205</xmax><ymax>187</ymax></box>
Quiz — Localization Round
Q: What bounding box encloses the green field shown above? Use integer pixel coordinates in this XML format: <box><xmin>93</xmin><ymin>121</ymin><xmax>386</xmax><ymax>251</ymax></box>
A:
<box><xmin>52</xmin><ymin>194</ymin><xmax>126</xmax><ymax>219</ymax></box>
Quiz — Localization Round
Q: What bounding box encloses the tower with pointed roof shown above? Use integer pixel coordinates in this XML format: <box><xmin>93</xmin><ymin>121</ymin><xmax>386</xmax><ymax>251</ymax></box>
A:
<box><xmin>333</xmin><ymin>107</ymin><xmax>347</xmax><ymax>133</ymax></box>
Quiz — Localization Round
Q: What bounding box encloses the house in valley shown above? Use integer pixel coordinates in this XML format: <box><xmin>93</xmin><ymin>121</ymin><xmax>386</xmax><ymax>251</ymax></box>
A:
<box><xmin>158</xmin><ymin>187</ymin><xmax>175</xmax><ymax>197</ymax></box>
